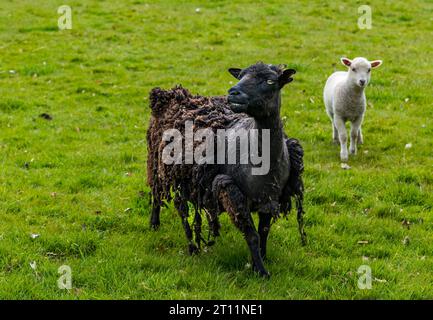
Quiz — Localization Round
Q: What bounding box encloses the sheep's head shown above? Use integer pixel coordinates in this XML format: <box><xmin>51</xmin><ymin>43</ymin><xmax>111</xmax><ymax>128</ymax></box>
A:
<box><xmin>227</xmin><ymin>62</ymin><xmax>295</xmax><ymax>118</ymax></box>
<box><xmin>341</xmin><ymin>57</ymin><xmax>382</xmax><ymax>88</ymax></box>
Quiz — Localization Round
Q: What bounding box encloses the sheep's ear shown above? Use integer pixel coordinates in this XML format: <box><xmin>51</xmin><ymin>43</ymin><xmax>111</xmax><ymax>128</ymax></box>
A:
<box><xmin>228</xmin><ymin>68</ymin><xmax>242</xmax><ymax>79</ymax></box>
<box><xmin>278</xmin><ymin>68</ymin><xmax>296</xmax><ymax>87</ymax></box>
<box><xmin>370</xmin><ymin>60</ymin><xmax>383</xmax><ymax>68</ymax></box>
<box><xmin>341</xmin><ymin>57</ymin><xmax>352</xmax><ymax>67</ymax></box>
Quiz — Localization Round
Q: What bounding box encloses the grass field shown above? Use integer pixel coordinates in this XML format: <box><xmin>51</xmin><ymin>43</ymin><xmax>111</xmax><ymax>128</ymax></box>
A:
<box><xmin>0</xmin><ymin>0</ymin><xmax>432</xmax><ymax>299</ymax></box>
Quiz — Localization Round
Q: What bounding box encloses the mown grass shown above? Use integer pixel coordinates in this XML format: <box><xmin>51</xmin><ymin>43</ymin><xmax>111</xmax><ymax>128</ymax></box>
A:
<box><xmin>0</xmin><ymin>0</ymin><xmax>432</xmax><ymax>299</ymax></box>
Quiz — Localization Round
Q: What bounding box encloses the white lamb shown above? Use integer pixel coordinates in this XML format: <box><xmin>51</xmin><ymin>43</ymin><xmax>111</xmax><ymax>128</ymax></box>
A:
<box><xmin>324</xmin><ymin>57</ymin><xmax>382</xmax><ymax>162</ymax></box>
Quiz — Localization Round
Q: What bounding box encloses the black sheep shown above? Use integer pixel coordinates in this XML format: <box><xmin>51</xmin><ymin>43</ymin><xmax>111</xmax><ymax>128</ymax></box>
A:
<box><xmin>147</xmin><ymin>62</ymin><xmax>306</xmax><ymax>277</ymax></box>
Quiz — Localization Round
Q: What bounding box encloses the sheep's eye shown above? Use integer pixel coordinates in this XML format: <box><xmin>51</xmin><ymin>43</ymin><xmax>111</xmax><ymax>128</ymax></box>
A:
<box><xmin>266</xmin><ymin>79</ymin><xmax>275</xmax><ymax>85</ymax></box>
<box><xmin>367</xmin><ymin>68</ymin><xmax>371</xmax><ymax>73</ymax></box>
<box><xmin>352</xmin><ymin>68</ymin><xmax>356</xmax><ymax>72</ymax></box>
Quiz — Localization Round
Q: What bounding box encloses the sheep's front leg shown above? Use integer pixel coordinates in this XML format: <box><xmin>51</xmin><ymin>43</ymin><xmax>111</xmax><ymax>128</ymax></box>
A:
<box><xmin>350</xmin><ymin>117</ymin><xmax>363</xmax><ymax>155</ymax></box>
<box><xmin>174</xmin><ymin>196</ymin><xmax>198</xmax><ymax>255</ymax></box>
<box><xmin>258</xmin><ymin>212</ymin><xmax>272</xmax><ymax>260</ymax></box>
<box><xmin>150</xmin><ymin>201</ymin><xmax>160</xmax><ymax>230</ymax></box>
<box><xmin>334</xmin><ymin>116</ymin><xmax>348</xmax><ymax>162</ymax></box>
<box><xmin>213</xmin><ymin>175</ymin><xmax>269</xmax><ymax>277</ymax></box>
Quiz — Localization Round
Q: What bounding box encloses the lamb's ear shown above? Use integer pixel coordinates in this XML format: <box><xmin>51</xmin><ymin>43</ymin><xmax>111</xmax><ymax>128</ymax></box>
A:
<box><xmin>341</xmin><ymin>57</ymin><xmax>352</xmax><ymax>67</ymax></box>
<box><xmin>228</xmin><ymin>68</ymin><xmax>242</xmax><ymax>79</ymax></box>
<box><xmin>278</xmin><ymin>68</ymin><xmax>296</xmax><ymax>87</ymax></box>
<box><xmin>370</xmin><ymin>60</ymin><xmax>383</xmax><ymax>68</ymax></box>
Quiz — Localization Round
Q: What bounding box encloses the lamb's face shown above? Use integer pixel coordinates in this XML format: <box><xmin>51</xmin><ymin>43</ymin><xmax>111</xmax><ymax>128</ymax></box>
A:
<box><xmin>341</xmin><ymin>57</ymin><xmax>382</xmax><ymax>88</ymax></box>
<box><xmin>227</xmin><ymin>62</ymin><xmax>295</xmax><ymax>118</ymax></box>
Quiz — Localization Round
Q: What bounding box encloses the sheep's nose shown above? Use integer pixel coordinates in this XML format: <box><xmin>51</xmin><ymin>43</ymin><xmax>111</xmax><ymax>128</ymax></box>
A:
<box><xmin>359</xmin><ymin>79</ymin><xmax>366</xmax><ymax>86</ymax></box>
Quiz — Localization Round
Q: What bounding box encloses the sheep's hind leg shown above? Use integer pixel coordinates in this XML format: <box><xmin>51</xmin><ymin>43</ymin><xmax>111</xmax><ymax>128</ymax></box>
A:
<box><xmin>258</xmin><ymin>212</ymin><xmax>272</xmax><ymax>260</ymax></box>
<box><xmin>213</xmin><ymin>175</ymin><xmax>269</xmax><ymax>277</ymax></box>
<box><xmin>296</xmin><ymin>195</ymin><xmax>307</xmax><ymax>245</ymax></box>
<box><xmin>357</xmin><ymin>127</ymin><xmax>364</xmax><ymax>145</ymax></box>
<box><xmin>204</xmin><ymin>209</ymin><xmax>220</xmax><ymax>246</ymax></box>
<box><xmin>193</xmin><ymin>208</ymin><xmax>203</xmax><ymax>250</ymax></box>
<box><xmin>328</xmin><ymin>112</ymin><xmax>339</xmax><ymax>144</ymax></box>
<box><xmin>332</xmin><ymin>122</ymin><xmax>339</xmax><ymax>145</ymax></box>
<box><xmin>174</xmin><ymin>196</ymin><xmax>198</xmax><ymax>255</ymax></box>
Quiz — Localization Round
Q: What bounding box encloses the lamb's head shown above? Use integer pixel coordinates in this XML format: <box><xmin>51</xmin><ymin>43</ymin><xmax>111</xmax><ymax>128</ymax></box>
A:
<box><xmin>227</xmin><ymin>62</ymin><xmax>295</xmax><ymax>118</ymax></box>
<box><xmin>341</xmin><ymin>57</ymin><xmax>382</xmax><ymax>88</ymax></box>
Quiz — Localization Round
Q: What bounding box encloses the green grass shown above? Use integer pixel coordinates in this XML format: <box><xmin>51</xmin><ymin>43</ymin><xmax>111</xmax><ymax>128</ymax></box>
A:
<box><xmin>0</xmin><ymin>0</ymin><xmax>432</xmax><ymax>299</ymax></box>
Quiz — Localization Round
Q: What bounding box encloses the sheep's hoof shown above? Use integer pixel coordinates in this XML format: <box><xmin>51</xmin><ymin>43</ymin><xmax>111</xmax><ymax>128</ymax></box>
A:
<box><xmin>257</xmin><ymin>269</ymin><xmax>271</xmax><ymax>278</ymax></box>
<box><xmin>340</xmin><ymin>153</ymin><xmax>348</xmax><ymax>162</ymax></box>
<box><xmin>188</xmin><ymin>243</ymin><xmax>199</xmax><ymax>255</ymax></box>
<box><xmin>252</xmin><ymin>264</ymin><xmax>271</xmax><ymax>278</ymax></box>
<box><xmin>349</xmin><ymin>149</ymin><xmax>357</xmax><ymax>155</ymax></box>
<box><xmin>150</xmin><ymin>222</ymin><xmax>160</xmax><ymax>230</ymax></box>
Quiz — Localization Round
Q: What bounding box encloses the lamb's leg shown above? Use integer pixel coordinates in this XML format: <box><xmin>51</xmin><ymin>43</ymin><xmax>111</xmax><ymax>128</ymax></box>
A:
<box><xmin>332</xmin><ymin>122</ymin><xmax>339</xmax><ymax>145</ymax></box>
<box><xmin>349</xmin><ymin>117</ymin><xmax>363</xmax><ymax>155</ymax></box>
<box><xmin>213</xmin><ymin>175</ymin><xmax>269</xmax><ymax>277</ymax></box>
<box><xmin>328</xmin><ymin>112</ymin><xmax>339</xmax><ymax>144</ymax></box>
<box><xmin>258</xmin><ymin>212</ymin><xmax>272</xmax><ymax>260</ymax></box>
<box><xmin>150</xmin><ymin>201</ymin><xmax>160</xmax><ymax>230</ymax></box>
<box><xmin>174</xmin><ymin>196</ymin><xmax>198</xmax><ymax>255</ymax></box>
<box><xmin>334</xmin><ymin>116</ymin><xmax>348</xmax><ymax>162</ymax></box>
<box><xmin>357</xmin><ymin>127</ymin><xmax>364</xmax><ymax>145</ymax></box>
